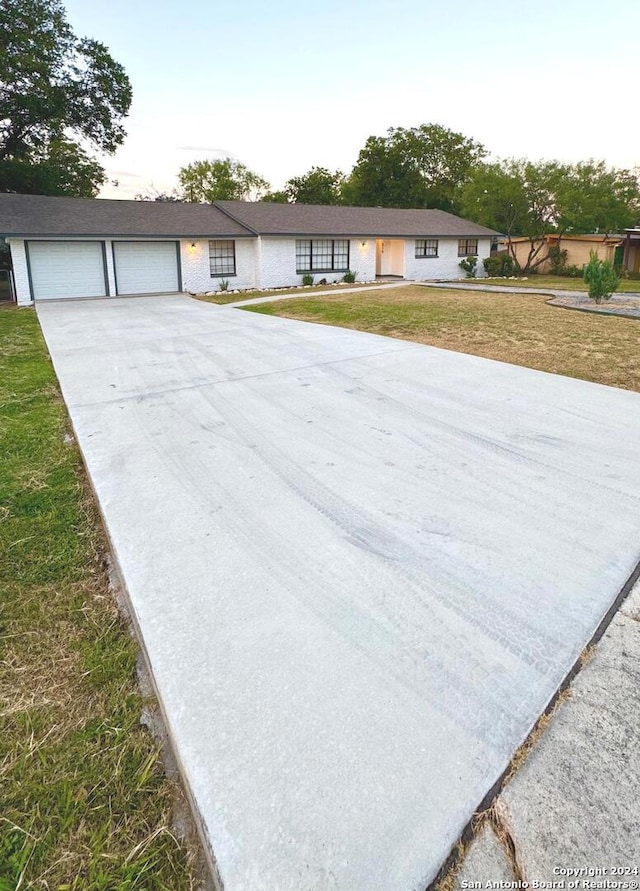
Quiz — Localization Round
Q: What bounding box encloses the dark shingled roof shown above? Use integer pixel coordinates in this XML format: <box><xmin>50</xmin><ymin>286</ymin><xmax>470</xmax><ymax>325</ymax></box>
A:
<box><xmin>0</xmin><ymin>193</ymin><xmax>499</xmax><ymax>239</ymax></box>
<box><xmin>0</xmin><ymin>193</ymin><xmax>254</xmax><ymax>238</ymax></box>
<box><xmin>215</xmin><ymin>200</ymin><xmax>499</xmax><ymax>238</ymax></box>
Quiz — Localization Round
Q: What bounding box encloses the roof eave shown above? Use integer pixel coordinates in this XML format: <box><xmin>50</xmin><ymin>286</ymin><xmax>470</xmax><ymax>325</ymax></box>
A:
<box><xmin>257</xmin><ymin>231</ymin><xmax>499</xmax><ymax>238</ymax></box>
<box><xmin>3</xmin><ymin>232</ymin><xmax>257</xmax><ymax>240</ymax></box>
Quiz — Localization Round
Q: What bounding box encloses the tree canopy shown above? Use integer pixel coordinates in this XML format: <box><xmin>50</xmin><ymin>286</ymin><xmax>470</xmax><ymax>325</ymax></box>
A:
<box><xmin>458</xmin><ymin>159</ymin><xmax>640</xmax><ymax>271</ymax></box>
<box><xmin>284</xmin><ymin>167</ymin><xmax>344</xmax><ymax>205</ymax></box>
<box><xmin>178</xmin><ymin>158</ymin><xmax>269</xmax><ymax>203</ymax></box>
<box><xmin>0</xmin><ymin>0</ymin><xmax>132</xmax><ymax>196</ymax></box>
<box><xmin>343</xmin><ymin>124</ymin><xmax>487</xmax><ymax>210</ymax></box>
<box><xmin>260</xmin><ymin>190</ymin><xmax>289</xmax><ymax>203</ymax></box>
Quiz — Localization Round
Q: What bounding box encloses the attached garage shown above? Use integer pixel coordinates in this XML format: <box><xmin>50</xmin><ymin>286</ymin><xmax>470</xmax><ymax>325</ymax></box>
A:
<box><xmin>113</xmin><ymin>241</ymin><xmax>180</xmax><ymax>295</ymax></box>
<box><xmin>27</xmin><ymin>241</ymin><xmax>107</xmax><ymax>301</ymax></box>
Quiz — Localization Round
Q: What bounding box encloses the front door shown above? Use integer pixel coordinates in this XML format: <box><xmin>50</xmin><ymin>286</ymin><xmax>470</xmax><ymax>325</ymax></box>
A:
<box><xmin>376</xmin><ymin>239</ymin><xmax>404</xmax><ymax>277</ymax></box>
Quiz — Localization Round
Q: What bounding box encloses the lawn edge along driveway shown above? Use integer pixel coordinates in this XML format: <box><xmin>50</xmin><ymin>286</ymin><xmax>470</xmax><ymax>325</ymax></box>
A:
<box><xmin>0</xmin><ymin>306</ymin><xmax>200</xmax><ymax>889</ymax></box>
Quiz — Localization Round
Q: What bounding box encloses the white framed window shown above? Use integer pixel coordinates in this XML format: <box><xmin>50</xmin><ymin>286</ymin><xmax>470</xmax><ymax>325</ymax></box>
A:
<box><xmin>458</xmin><ymin>239</ymin><xmax>478</xmax><ymax>257</ymax></box>
<box><xmin>415</xmin><ymin>239</ymin><xmax>438</xmax><ymax>258</ymax></box>
<box><xmin>209</xmin><ymin>240</ymin><xmax>236</xmax><ymax>276</ymax></box>
<box><xmin>296</xmin><ymin>239</ymin><xmax>350</xmax><ymax>273</ymax></box>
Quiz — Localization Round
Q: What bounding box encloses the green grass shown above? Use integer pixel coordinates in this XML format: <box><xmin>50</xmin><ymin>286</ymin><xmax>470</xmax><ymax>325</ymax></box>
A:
<box><xmin>193</xmin><ymin>280</ymin><xmax>379</xmax><ymax>304</ymax></box>
<box><xmin>0</xmin><ymin>308</ymin><xmax>199</xmax><ymax>889</ymax></box>
<box><xmin>245</xmin><ymin>285</ymin><xmax>640</xmax><ymax>392</ymax></box>
<box><xmin>483</xmin><ymin>274</ymin><xmax>640</xmax><ymax>293</ymax></box>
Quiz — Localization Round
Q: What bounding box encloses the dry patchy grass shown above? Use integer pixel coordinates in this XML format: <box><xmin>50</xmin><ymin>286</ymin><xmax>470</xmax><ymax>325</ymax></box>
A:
<box><xmin>246</xmin><ymin>285</ymin><xmax>640</xmax><ymax>392</ymax></box>
<box><xmin>0</xmin><ymin>309</ymin><xmax>199</xmax><ymax>889</ymax></box>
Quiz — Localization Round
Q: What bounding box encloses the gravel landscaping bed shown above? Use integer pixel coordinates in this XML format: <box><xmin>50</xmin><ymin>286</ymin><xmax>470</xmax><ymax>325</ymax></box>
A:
<box><xmin>547</xmin><ymin>292</ymin><xmax>640</xmax><ymax>319</ymax></box>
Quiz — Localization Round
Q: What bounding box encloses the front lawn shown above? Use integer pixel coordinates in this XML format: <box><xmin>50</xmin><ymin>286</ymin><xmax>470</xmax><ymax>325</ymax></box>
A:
<box><xmin>245</xmin><ymin>285</ymin><xmax>640</xmax><ymax>392</ymax></box>
<box><xmin>482</xmin><ymin>275</ymin><xmax>640</xmax><ymax>293</ymax></box>
<box><xmin>0</xmin><ymin>309</ymin><xmax>198</xmax><ymax>888</ymax></box>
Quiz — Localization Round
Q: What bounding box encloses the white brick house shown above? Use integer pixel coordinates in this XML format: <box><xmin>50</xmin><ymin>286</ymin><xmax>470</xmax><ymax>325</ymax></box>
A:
<box><xmin>0</xmin><ymin>194</ymin><xmax>498</xmax><ymax>305</ymax></box>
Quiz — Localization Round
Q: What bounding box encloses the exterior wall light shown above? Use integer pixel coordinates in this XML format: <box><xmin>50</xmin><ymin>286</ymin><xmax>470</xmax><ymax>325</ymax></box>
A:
<box><xmin>190</xmin><ymin>242</ymin><xmax>197</xmax><ymax>250</ymax></box>
<box><xmin>360</xmin><ymin>240</ymin><xmax>368</xmax><ymax>248</ymax></box>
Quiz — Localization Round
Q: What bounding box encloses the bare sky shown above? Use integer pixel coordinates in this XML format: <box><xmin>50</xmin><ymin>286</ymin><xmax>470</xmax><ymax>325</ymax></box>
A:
<box><xmin>63</xmin><ymin>0</ymin><xmax>640</xmax><ymax>200</ymax></box>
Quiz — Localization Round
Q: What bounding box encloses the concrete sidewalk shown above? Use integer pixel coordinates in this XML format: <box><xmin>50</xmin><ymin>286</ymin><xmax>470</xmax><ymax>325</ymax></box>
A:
<box><xmin>454</xmin><ymin>578</ymin><xmax>640</xmax><ymax>886</ymax></box>
<box><xmin>417</xmin><ymin>280</ymin><xmax>585</xmax><ymax>298</ymax></box>
<box><xmin>223</xmin><ymin>280</ymin><xmax>409</xmax><ymax>308</ymax></box>
<box><xmin>417</xmin><ymin>281</ymin><xmax>640</xmax><ymax>318</ymax></box>
<box><xmin>37</xmin><ymin>294</ymin><xmax>640</xmax><ymax>891</ymax></box>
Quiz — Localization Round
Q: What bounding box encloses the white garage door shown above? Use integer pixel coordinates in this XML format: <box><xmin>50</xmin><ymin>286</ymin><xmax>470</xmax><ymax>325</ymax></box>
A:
<box><xmin>28</xmin><ymin>241</ymin><xmax>107</xmax><ymax>300</ymax></box>
<box><xmin>113</xmin><ymin>241</ymin><xmax>179</xmax><ymax>295</ymax></box>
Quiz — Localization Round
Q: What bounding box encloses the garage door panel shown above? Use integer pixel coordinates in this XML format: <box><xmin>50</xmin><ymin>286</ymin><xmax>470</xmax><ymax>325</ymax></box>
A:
<box><xmin>28</xmin><ymin>241</ymin><xmax>106</xmax><ymax>300</ymax></box>
<box><xmin>113</xmin><ymin>242</ymin><xmax>179</xmax><ymax>295</ymax></box>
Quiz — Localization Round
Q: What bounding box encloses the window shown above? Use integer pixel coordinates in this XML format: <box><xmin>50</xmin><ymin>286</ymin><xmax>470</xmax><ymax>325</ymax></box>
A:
<box><xmin>415</xmin><ymin>239</ymin><xmax>438</xmax><ymax>258</ymax></box>
<box><xmin>295</xmin><ymin>239</ymin><xmax>350</xmax><ymax>273</ymax></box>
<box><xmin>209</xmin><ymin>240</ymin><xmax>236</xmax><ymax>276</ymax></box>
<box><xmin>458</xmin><ymin>239</ymin><xmax>478</xmax><ymax>257</ymax></box>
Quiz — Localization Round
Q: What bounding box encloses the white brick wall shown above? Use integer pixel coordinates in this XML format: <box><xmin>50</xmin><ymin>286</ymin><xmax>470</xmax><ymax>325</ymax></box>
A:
<box><xmin>350</xmin><ymin>239</ymin><xmax>377</xmax><ymax>282</ymax></box>
<box><xmin>180</xmin><ymin>237</ymin><xmax>258</xmax><ymax>293</ymax></box>
<box><xmin>403</xmin><ymin>237</ymin><xmax>492</xmax><ymax>280</ymax></box>
<box><xmin>8</xmin><ymin>232</ymin><xmax>494</xmax><ymax>305</ymax></box>
<box><xmin>260</xmin><ymin>237</ymin><xmax>377</xmax><ymax>289</ymax></box>
<box><xmin>8</xmin><ymin>239</ymin><xmax>31</xmax><ymax>305</ymax></box>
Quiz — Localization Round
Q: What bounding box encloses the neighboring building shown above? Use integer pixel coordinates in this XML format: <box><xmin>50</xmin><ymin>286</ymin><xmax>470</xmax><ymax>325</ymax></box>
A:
<box><xmin>621</xmin><ymin>229</ymin><xmax>640</xmax><ymax>274</ymax></box>
<box><xmin>0</xmin><ymin>194</ymin><xmax>498</xmax><ymax>305</ymax></box>
<box><xmin>500</xmin><ymin>233</ymin><xmax>622</xmax><ymax>273</ymax></box>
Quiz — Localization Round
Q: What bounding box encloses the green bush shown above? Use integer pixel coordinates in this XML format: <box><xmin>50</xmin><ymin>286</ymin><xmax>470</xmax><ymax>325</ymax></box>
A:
<box><xmin>342</xmin><ymin>270</ymin><xmax>357</xmax><ymax>283</ymax></box>
<box><xmin>301</xmin><ymin>273</ymin><xmax>314</xmax><ymax>286</ymax></box>
<box><xmin>482</xmin><ymin>253</ymin><xmax>515</xmax><ymax>277</ymax></box>
<box><xmin>548</xmin><ymin>245</ymin><xmax>568</xmax><ymax>274</ymax></box>
<box><xmin>583</xmin><ymin>251</ymin><xmax>619</xmax><ymax>303</ymax></box>
<box><xmin>218</xmin><ymin>278</ymin><xmax>229</xmax><ymax>292</ymax></box>
<box><xmin>459</xmin><ymin>256</ymin><xmax>477</xmax><ymax>278</ymax></box>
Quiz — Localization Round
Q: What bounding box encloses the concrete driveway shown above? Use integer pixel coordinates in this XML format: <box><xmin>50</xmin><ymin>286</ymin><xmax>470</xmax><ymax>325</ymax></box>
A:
<box><xmin>37</xmin><ymin>294</ymin><xmax>640</xmax><ymax>891</ymax></box>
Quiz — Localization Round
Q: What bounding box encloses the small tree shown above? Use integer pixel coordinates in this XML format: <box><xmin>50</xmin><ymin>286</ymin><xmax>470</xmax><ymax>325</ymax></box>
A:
<box><xmin>583</xmin><ymin>251</ymin><xmax>619</xmax><ymax>304</ymax></box>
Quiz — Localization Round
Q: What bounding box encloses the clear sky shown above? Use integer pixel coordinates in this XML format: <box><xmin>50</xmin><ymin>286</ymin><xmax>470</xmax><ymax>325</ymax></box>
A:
<box><xmin>63</xmin><ymin>0</ymin><xmax>640</xmax><ymax>200</ymax></box>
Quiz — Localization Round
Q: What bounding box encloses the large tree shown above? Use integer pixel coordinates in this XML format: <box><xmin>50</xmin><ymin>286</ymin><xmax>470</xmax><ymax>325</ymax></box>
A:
<box><xmin>343</xmin><ymin>124</ymin><xmax>486</xmax><ymax>210</ymax></box>
<box><xmin>284</xmin><ymin>167</ymin><xmax>344</xmax><ymax>205</ymax></box>
<box><xmin>178</xmin><ymin>158</ymin><xmax>269</xmax><ymax>202</ymax></box>
<box><xmin>458</xmin><ymin>159</ymin><xmax>640</xmax><ymax>272</ymax></box>
<box><xmin>554</xmin><ymin>160</ymin><xmax>639</xmax><ymax>236</ymax></box>
<box><xmin>0</xmin><ymin>0</ymin><xmax>132</xmax><ymax>196</ymax></box>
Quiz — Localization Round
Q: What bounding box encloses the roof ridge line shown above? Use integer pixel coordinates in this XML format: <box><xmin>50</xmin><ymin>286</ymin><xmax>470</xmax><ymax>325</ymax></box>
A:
<box><xmin>213</xmin><ymin>201</ymin><xmax>260</xmax><ymax>236</ymax></box>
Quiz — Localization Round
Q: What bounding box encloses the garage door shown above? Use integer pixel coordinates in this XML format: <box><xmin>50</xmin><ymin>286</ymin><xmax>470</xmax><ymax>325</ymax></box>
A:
<box><xmin>28</xmin><ymin>241</ymin><xmax>107</xmax><ymax>300</ymax></box>
<box><xmin>113</xmin><ymin>241</ymin><xmax>179</xmax><ymax>295</ymax></box>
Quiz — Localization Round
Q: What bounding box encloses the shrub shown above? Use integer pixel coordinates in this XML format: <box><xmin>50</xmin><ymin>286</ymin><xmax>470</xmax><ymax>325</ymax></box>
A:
<box><xmin>301</xmin><ymin>273</ymin><xmax>314</xmax><ymax>286</ymax></box>
<box><xmin>482</xmin><ymin>256</ymin><xmax>501</xmax><ymax>276</ymax></box>
<box><xmin>343</xmin><ymin>270</ymin><xmax>357</xmax><ymax>283</ymax></box>
<box><xmin>218</xmin><ymin>278</ymin><xmax>229</xmax><ymax>292</ymax></box>
<box><xmin>482</xmin><ymin>253</ymin><xmax>515</xmax><ymax>277</ymax></box>
<box><xmin>583</xmin><ymin>251</ymin><xmax>619</xmax><ymax>303</ymax></box>
<box><xmin>459</xmin><ymin>256</ymin><xmax>477</xmax><ymax>278</ymax></box>
<box><xmin>548</xmin><ymin>245</ymin><xmax>568</xmax><ymax>274</ymax></box>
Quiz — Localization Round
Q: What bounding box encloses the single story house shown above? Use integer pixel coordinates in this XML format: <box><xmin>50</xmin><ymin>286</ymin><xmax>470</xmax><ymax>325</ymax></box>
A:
<box><xmin>500</xmin><ymin>233</ymin><xmax>622</xmax><ymax>273</ymax></box>
<box><xmin>0</xmin><ymin>194</ymin><xmax>498</xmax><ymax>305</ymax></box>
<box><xmin>621</xmin><ymin>228</ymin><xmax>640</xmax><ymax>274</ymax></box>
